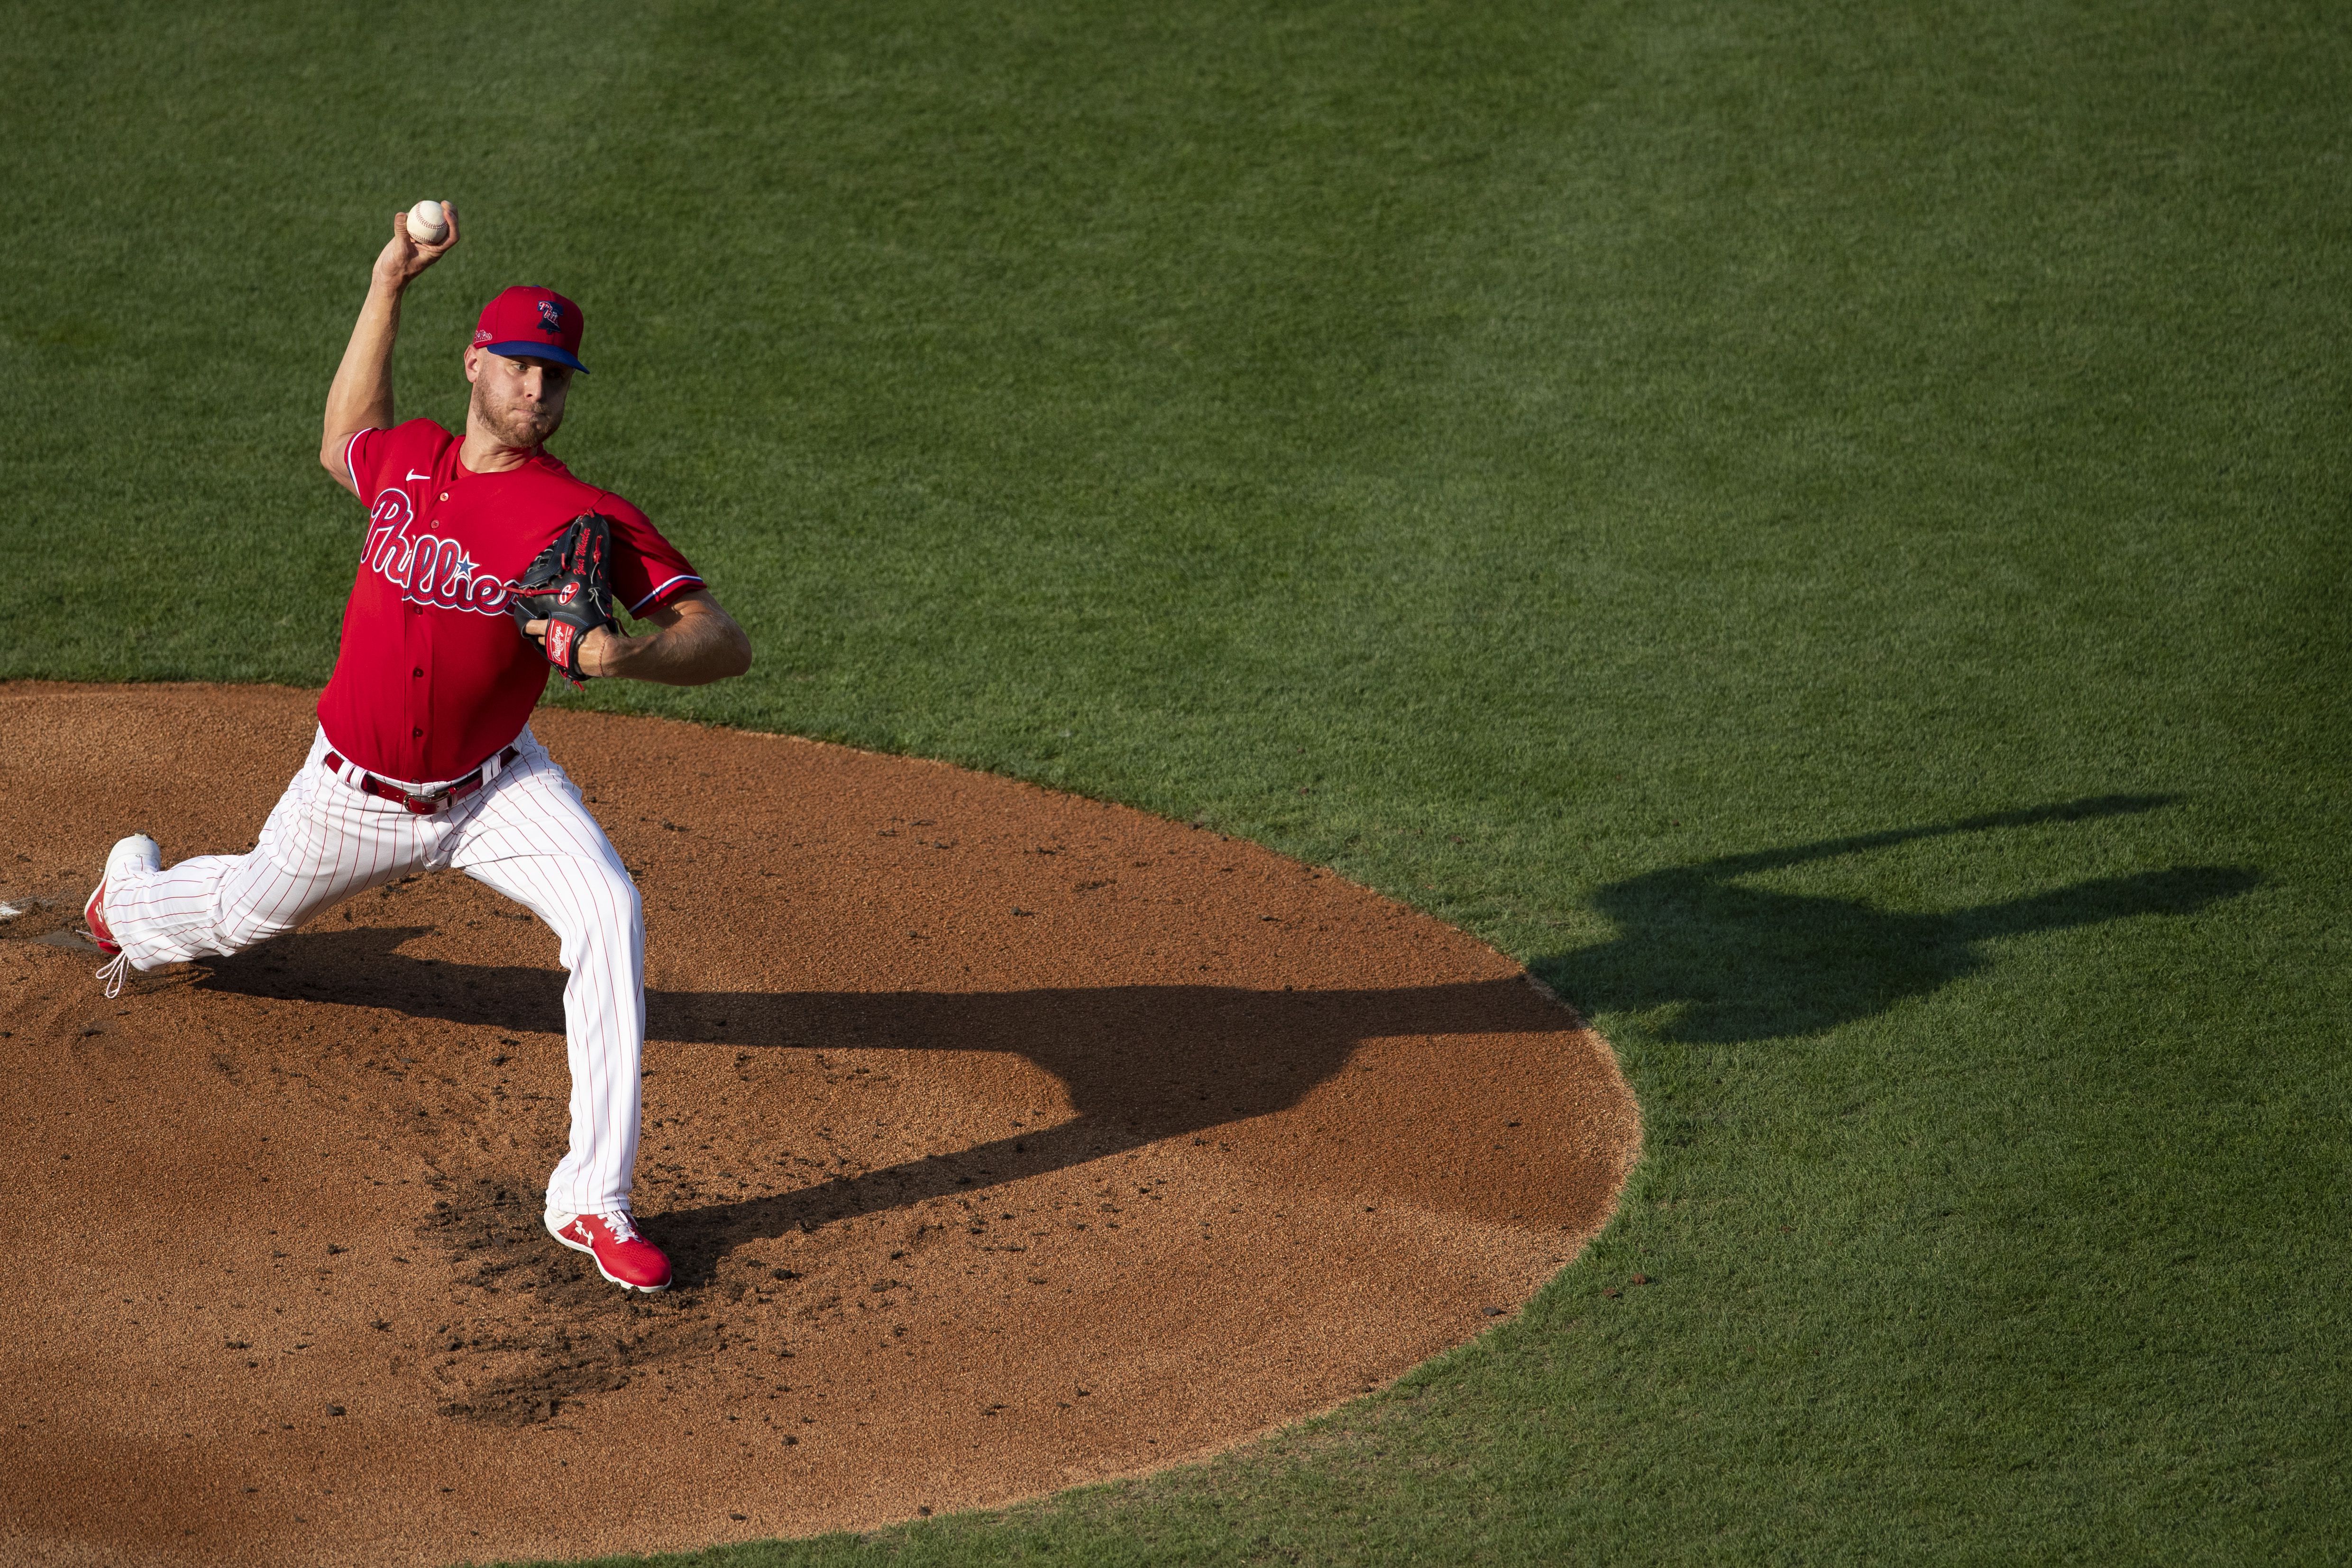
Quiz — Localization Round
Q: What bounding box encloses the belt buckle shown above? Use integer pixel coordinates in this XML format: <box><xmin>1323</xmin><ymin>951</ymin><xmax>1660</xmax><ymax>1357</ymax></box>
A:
<box><xmin>401</xmin><ymin>787</ymin><xmax>446</xmax><ymax>815</ymax></box>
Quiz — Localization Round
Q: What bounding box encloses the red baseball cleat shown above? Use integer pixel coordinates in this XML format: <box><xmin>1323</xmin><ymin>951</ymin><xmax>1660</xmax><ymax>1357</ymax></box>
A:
<box><xmin>83</xmin><ymin>882</ymin><xmax>119</xmax><ymax>955</ymax></box>
<box><xmin>546</xmin><ymin>1210</ymin><xmax>673</xmax><ymax>1292</ymax></box>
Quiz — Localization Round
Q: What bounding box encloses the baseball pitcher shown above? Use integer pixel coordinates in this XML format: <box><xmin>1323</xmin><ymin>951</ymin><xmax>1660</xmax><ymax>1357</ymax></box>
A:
<box><xmin>81</xmin><ymin>204</ymin><xmax>753</xmax><ymax>1293</ymax></box>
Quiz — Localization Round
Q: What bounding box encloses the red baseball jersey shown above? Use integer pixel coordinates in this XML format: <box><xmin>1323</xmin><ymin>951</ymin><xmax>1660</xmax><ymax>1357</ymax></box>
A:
<box><xmin>318</xmin><ymin>419</ymin><xmax>703</xmax><ymax>783</ymax></box>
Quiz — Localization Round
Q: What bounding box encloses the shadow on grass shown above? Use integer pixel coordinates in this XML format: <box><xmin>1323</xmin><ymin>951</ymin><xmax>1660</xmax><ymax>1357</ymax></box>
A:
<box><xmin>1533</xmin><ymin>794</ymin><xmax>2257</xmax><ymax>1044</ymax></box>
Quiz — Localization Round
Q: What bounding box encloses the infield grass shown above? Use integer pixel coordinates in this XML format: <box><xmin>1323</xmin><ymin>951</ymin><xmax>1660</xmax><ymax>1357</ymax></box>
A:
<box><xmin>5</xmin><ymin>0</ymin><xmax>2348</xmax><ymax>1561</ymax></box>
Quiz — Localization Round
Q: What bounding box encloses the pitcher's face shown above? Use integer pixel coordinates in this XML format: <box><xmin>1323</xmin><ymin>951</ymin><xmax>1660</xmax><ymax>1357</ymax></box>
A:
<box><xmin>465</xmin><ymin>348</ymin><xmax>572</xmax><ymax>451</ymax></box>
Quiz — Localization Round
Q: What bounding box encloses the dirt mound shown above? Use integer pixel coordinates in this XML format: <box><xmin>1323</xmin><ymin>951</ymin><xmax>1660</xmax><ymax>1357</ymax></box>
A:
<box><xmin>0</xmin><ymin>682</ymin><xmax>1638</xmax><ymax>1566</ymax></box>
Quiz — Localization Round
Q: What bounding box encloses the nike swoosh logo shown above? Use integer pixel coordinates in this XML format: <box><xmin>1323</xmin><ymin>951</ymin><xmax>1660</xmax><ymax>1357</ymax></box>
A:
<box><xmin>406</xmin><ymin>470</ymin><xmax>432</xmax><ymax>482</ymax></box>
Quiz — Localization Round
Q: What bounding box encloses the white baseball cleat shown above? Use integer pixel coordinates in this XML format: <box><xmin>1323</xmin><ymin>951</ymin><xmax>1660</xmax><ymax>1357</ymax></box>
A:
<box><xmin>85</xmin><ymin>834</ymin><xmax>160</xmax><ymax>999</ymax></box>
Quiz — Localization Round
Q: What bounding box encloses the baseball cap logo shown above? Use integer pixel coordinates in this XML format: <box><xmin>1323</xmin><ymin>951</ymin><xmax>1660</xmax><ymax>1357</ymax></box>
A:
<box><xmin>538</xmin><ymin>299</ymin><xmax>564</xmax><ymax>335</ymax></box>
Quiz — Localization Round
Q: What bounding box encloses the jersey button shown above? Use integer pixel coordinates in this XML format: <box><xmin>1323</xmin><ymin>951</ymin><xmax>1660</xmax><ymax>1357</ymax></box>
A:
<box><xmin>413</xmin><ymin>668</ymin><xmax>424</xmax><ymax>678</ymax></box>
<box><xmin>412</xmin><ymin>727</ymin><xmax>423</xmax><ymax>738</ymax></box>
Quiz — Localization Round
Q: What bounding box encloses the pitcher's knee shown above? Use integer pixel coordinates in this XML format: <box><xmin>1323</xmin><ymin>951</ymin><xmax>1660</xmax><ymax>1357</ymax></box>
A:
<box><xmin>214</xmin><ymin>906</ymin><xmax>303</xmax><ymax>954</ymax></box>
<box><xmin>549</xmin><ymin>867</ymin><xmax>642</xmax><ymax>957</ymax></box>
<box><xmin>604</xmin><ymin>873</ymin><xmax>644</xmax><ymax>942</ymax></box>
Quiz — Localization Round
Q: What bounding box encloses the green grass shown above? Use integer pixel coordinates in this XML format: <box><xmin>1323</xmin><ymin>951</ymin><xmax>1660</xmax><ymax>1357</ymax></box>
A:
<box><xmin>6</xmin><ymin>0</ymin><xmax>2349</xmax><ymax>1560</ymax></box>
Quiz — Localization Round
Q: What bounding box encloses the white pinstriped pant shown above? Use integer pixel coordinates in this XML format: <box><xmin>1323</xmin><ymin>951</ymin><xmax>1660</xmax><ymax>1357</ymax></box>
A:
<box><xmin>106</xmin><ymin>726</ymin><xmax>643</xmax><ymax>1218</ymax></box>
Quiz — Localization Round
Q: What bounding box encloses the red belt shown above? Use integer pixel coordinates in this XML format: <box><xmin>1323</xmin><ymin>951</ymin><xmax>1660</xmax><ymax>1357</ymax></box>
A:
<box><xmin>324</xmin><ymin>747</ymin><xmax>519</xmax><ymax>815</ymax></box>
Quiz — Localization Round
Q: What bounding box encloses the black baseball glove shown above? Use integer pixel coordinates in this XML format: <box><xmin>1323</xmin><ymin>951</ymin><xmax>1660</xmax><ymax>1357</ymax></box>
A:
<box><xmin>506</xmin><ymin>512</ymin><xmax>620</xmax><ymax>684</ymax></box>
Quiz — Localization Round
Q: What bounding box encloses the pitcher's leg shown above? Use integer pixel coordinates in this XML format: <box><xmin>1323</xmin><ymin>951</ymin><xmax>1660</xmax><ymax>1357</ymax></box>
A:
<box><xmin>452</xmin><ymin>741</ymin><xmax>645</xmax><ymax>1217</ymax></box>
<box><xmin>107</xmin><ymin>731</ymin><xmax>424</xmax><ymax>970</ymax></box>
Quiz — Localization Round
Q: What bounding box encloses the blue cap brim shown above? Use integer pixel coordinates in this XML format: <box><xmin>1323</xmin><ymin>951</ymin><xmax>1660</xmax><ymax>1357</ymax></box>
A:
<box><xmin>480</xmin><ymin>341</ymin><xmax>588</xmax><ymax>374</ymax></box>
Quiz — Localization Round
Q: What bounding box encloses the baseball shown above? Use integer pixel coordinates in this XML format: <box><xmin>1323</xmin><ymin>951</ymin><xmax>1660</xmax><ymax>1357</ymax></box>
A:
<box><xmin>407</xmin><ymin>199</ymin><xmax>448</xmax><ymax>244</ymax></box>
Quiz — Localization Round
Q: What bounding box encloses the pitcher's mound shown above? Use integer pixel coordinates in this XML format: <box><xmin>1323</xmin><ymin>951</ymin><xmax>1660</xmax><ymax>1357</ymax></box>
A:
<box><xmin>0</xmin><ymin>683</ymin><xmax>1638</xmax><ymax>1567</ymax></box>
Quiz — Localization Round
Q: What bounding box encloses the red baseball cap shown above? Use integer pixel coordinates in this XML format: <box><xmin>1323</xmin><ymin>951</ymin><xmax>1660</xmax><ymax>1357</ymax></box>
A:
<box><xmin>473</xmin><ymin>285</ymin><xmax>588</xmax><ymax>373</ymax></box>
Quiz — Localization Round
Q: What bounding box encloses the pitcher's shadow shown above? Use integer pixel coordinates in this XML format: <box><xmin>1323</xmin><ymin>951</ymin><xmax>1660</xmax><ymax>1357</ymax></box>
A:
<box><xmin>193</xmin><ymin>935</ymin><xmax>1571</xmax><ymax>1282</ymax></box>
<box><xmin>195</xmin><ymin>792</ymin><xmax>2256</xmax><ymax>1280</ymax></box>
<box><xmin>1533</xmin><ymin>794</ymin><xmax>2257</xmax><ymax>1044</ymax></box>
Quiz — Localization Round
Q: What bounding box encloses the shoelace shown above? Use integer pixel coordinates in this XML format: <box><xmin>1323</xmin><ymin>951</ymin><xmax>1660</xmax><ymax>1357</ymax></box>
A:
<box><xmin>95</xmin><ymin>949</ymin><xmax>129</xmax><ymax>999</ymax></box>
<box><xmin>597</xmin><ymin>1211</ymin><xmax>640</xmax><ymax>1245</ymax></box>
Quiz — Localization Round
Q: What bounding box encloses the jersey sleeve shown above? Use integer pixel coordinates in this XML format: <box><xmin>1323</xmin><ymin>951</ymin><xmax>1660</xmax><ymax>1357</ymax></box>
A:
<box><xmin>596</xmin><ymin>495</ymin><xmax>705</xmax><ymax>616</ymax></box>
<box><xmin>343</xmin><ymin>418</ymin><xmax>451</xmax><ymax>500</ymax></box>
<box><xmin>342</xmin><ymin>426</ymin><xmax>387</xmax><ymax>496</ymax></box>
